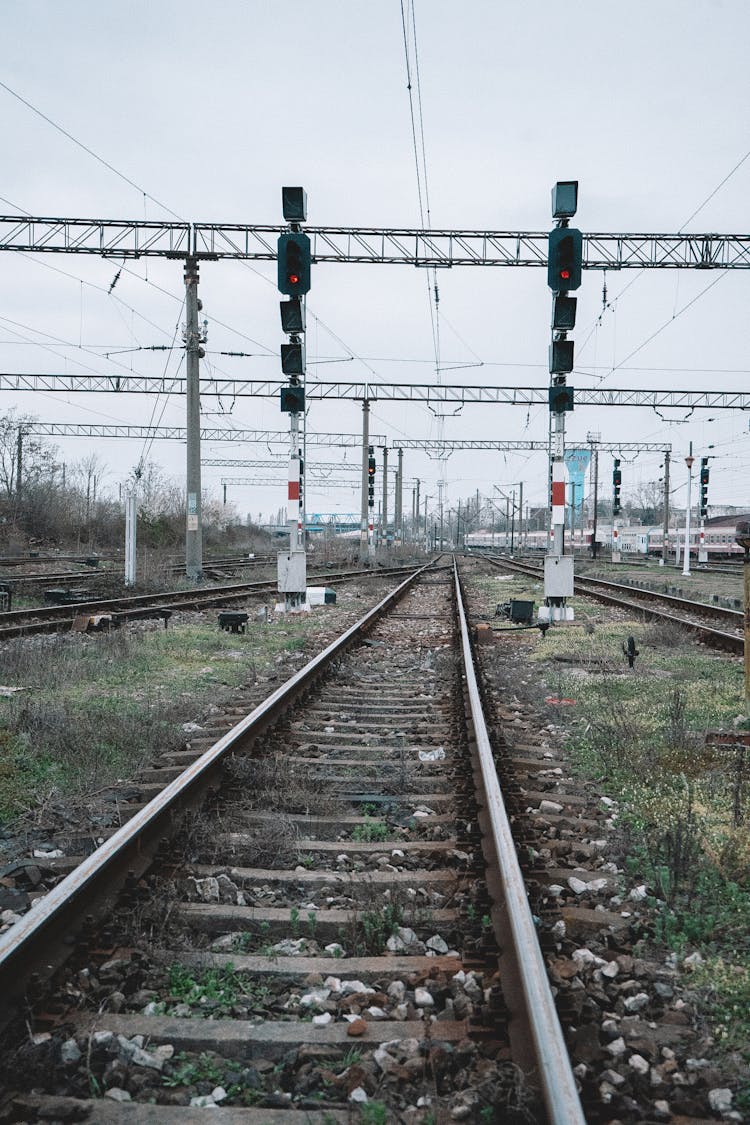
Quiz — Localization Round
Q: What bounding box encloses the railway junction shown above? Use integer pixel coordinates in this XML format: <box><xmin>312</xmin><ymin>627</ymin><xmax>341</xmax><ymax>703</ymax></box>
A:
<box><xmin>0</xmin><ymin>549</ymin><xmax>746</xmax><ymax>1123</ymax></box>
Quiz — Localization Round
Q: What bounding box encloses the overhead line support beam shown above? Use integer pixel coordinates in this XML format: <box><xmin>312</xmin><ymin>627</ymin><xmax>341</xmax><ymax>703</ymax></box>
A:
<box><xmin>0</xmin><ymin>215</ymin><xmax>748</xmax><ymax>269</ymax></box>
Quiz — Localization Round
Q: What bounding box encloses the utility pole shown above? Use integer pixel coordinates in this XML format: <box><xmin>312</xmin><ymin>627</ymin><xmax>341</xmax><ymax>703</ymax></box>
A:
<box><xmin>382</xmin><ymin>445</ymin><xmax>388</xmax><ymax>551</ymax></box>
<box><xmin>662</xmin><ymin>451</ymin><xmax>671</xmax><ymax>566</ymax></box>
<box><xmin>184</xmin><ymin>256</ymin><xmax>204</xmax><ymax>583</ymax></box>
<box><xmin>424</xmin><ymin>494</ymin><xmax>430</xmax><ymax>550</ymax></box>
<box><xmin>16</xmin><ymin>426</ymin><xmax>22</xmax><ymax>505</ymax></box>
<box><xmin>587</xmin><ymin>433</ymin><xmax>600</xmax><ymax>560</ymax></box>
<box><xmin>414</xmin><ymin>478</ymin><xmax>420</xmax><ymax>544</ymax></box>
<box><xmin>368</xmin><ymin>444</ymin><xmax>376</xmax><ymax>563</ymax></box>
<box><xmin>438</xmin><ymin>480</ymin><xmax>444</xmax><ymax>551</ymax></box>
<box><xmin>518</xmin><ymin>482</ymin><xmax>524</xmax><ymax>549</ymax></box>
<box><xmin>124</xmin><ymin>490</ymin><xmax>137</xmax><ymax>586</ymax></box>
<box><xmin>395</xmin><ymin>448</ymin><xmax>403</xmax><ymax>546</ymax></box>
<box><xmin>683</xmin><ymin>442</ymin><xmax>694</xmax><ymax>577</ymax></box>
<box><xmin>360</xmin><ymin>399</ymin><xmax>370</xmax><ymax>563</ymax></box>
<box><xmin>510</xmin><ymin>489</ymin><xmax>516</xmax><ymax>553</ymax></box>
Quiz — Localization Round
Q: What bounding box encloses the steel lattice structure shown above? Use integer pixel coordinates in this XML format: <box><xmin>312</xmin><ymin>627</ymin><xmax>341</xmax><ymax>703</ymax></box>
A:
<box><xmin>0</xmin><ymin>214</ymin><xmax>748</xmax><ymax>269</ymax></box>
<box><xmin>24</xmin><ymin>423</ymin><xmax>385</xmax><ymax>447</ymax></box>
<box><xmin>221</xmin><ymin>476</ymin><xmax>357</xmax><ymax>489</ymax></box>
<box><xmin>4</xmin><ymin>374</ymin><xmax>747</xmax><ymax>410</ymax></box>
<box><xmin>19</xmin><ymin>422</ymin><xmax>670</xmax><ymax>454</ymax></box>
<box><xmin>206</xmin><ymin>459</ymin><xmax>393</xmax><ymax>474</ymax></box>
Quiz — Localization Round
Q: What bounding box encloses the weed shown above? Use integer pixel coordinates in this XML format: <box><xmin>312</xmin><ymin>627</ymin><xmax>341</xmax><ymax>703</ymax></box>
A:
<box><xmin>163</xmin><ymin>1051</ymin><xmax>226</xmax><ymax>1088</ymax></box>
<box><xmin>352</xmin><ymin>817</ymin><xmax>389</xmax><ymax>843</ymax></box>
<box><xmin>341</xmin><ymin>1047</ymin><xmax>363</xmax><ymax>1068</ymax></box>
<box><xmin>350</xmin><ymin>901</ymin><xmax>404</xmax><ymax>955</ymax></box>
<box><xmin>290</xmin><ymin>906</ymin><xmax>300</xmax><ymax>937</ymax></box>
<box><xmin>690</xmin><ymin>956</ymin><xmax>750</xmax><ymax>1057</ymax></box>
<box><xmin>360</xmin><ymin>1103</ymin><xmax>388</xmax><ymax>1125</ymax></box>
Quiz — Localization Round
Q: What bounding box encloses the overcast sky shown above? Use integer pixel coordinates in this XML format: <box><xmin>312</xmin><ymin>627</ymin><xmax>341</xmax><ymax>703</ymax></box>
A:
<box><xmin>2</xmin><ymin>0</ymin><xmax>748</xmax><ymax>523</ymax></box>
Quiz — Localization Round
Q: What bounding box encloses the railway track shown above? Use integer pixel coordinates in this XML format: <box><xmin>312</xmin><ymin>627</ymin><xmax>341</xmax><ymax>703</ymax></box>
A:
<box><xmin>0</xmin><ymin>560</ymin><xmax>584</xmax><ymax>1123</ymax></box>
<box><xmin>485</xmin><ymin>555</ymin><xmax>745</xmax><ymax>654</ymax></box>
<box><xmin>0</xmin><ymin>564</ymin><xmax>421</xmax><ymax>641</ymax></box>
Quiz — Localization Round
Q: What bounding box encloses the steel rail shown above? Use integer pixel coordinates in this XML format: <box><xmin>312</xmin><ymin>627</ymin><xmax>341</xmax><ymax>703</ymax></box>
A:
<box><xmin>573</xmin><ymin>573</ymin><xmax>742</xmax><ymax>627</ymax></box>
<box><xmin>0</xmin><ymin>564</ymin><xmax>420</xmax><ymax>639</ymax></box>
<box><xmin>484</xmin><ymin>556</ymin><xmax>743</xmax><ymax>653</ymax></box>
<box><xmin>0</xmin><ymin>563</ymin><xmax>434</xmax><ymax>1023</ymax></box>
<box><xmin>453</xmin><ymin>560</ymin><xmax>585</xmax><ymax>1125</ymax></box>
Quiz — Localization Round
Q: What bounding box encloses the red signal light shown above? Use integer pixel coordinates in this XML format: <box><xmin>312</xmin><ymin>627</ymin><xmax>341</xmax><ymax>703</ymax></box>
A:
<box><xmin>560</xmin><ymin>268</ymin><xmax>571</xmax><ymax>280</ymax></box>
<box><xmin>289</xmin><ymin>273</ymin><xmax>300</xmax><ymax>284</ymax></box>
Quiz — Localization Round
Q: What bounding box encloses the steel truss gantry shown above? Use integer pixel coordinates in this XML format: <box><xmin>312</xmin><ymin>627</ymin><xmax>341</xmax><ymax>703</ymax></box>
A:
<box><xmin>0</xmin><ymin>214</ymin><xmax>748</xmax><ymax>269</ymax></box>
<box><xmin>205</xmin><ymin>459</ymin><xmax>395</xmax><ymax>475</ymax></box>
<box><xmin>24</xmin><ymin>423</ymin><xmax>667</xmax><ymax>455</ymax></box>
<box><xmin>4</xmin><ymin>374</ymin><xmax>747</xmax><ymax>411</ymax></box>
<box><xmin>23</xmin><ymin>422</ymin><xmax>385</xmax><ymax>447</ymax></box>
<box><xmin>222</xmin><ymin>476</ymin><xmax>356</xmax><ymax>489</ymax></box>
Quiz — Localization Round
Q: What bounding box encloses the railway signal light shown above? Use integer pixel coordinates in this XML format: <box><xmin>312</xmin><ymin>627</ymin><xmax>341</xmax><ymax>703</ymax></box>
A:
<box><xmin>280</xmin><ymin>384</ymin><xmax>305</xmax><ymax>413</ymax></box>
<box><xmin>549</xmin><ymin>339</ymin><xmax>574</xmax><ymax>375</ymax></box>
<box><xmin>700</xmin><ymin>457</ymin><xmax>710</xmax><ymax>518</ymax></box>
<box><xmin>551</xmin><ymin>180</ymin><xmax>578</xmax><ymax>219</ymax></box>
<box><xmin>280</xmin><ymin>297</ymin><xmax>305</xmax><ymax>335</ymax></box>
<box><xmin>282</xmin><ymin>186</ymin><xmax>308</xmax><ymax>223</ymax></box>
<box><xmin>613</xmin><ymin>459</ymin><xmax>622</xmax><ymax>515</ymax></box>
<box><xmin>552</xmin><ymin>294</ymin><xmax>577</xmax><ymax>331</ymax></box>
<box><xmin>548</xmin><ymin>382</ymin><xmax>574</xmax><ymax>412</ymax></box>
<box><xmin>368</xmin><ymin>446</ymin><xmax>376</xmax><ymax>504</ymax></box>
<box><xmin>277</xmin><ymin>231</ymin><xmax>311</xmax><ymax>296</ymax></box>
<box><xmin>548</xmin><ymin>227</ymin><xmax>583</xmax><ymax>292</ymax></box>
<box><xmin>281</xmin><ymin>341</ymin><xmax>304</xmax><ymax>377</ymax></box>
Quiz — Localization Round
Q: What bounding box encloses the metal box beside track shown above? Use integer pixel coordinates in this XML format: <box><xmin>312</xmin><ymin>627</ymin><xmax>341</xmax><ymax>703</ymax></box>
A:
<box><xmin>277</xmin><ymin>550</ymin><xmax>307</xmax><ymax>594</ymax></box>
<box><xmin>544</xmin><ymin>555</ymin><xmax>574</xmax><ymax>599</ymax></box>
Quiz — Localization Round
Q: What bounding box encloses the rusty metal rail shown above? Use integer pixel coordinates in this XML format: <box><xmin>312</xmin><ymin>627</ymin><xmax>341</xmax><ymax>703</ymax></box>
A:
<box><xmin>0</xmin><ymin>563</ymin><xmax>420</xmax><ymax>640</ymax></box>
<box><xmin>0</xmin><ymin>563</ymin><xmax>432</xmax><ymax>1023</ymax></box>
<box><xmin>454</xmin><ymin>560</ymin><xmax>585</xmax><ymax>1125</ymax></box>
<box><xmin>484</xmin><ymin>555</ymin><xmax>743</xmax><ymax>654</ymax></box>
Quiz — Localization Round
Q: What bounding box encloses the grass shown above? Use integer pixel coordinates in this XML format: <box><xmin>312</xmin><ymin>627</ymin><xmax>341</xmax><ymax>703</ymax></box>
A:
<box><xmin>466</xmin><ymin>563</ymin><xmax>750</xmax><ymax>1078</ymax></box>
<box><xmin>165</xmin><ymin>963</ymin><xmax>273</xmax><ymax>1016</ymax></box>
<box><xmin>0</xmin><ymin>606</ymin><xmax>341</xmax><ymax>823</ymax></box>
<box><xmin>351</xmin><ymin>817</ymin><xmax>390</xmax><ymax>842</ymax></box>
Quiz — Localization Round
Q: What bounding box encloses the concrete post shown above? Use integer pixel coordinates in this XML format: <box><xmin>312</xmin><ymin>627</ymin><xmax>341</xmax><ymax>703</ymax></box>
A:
<box><xmin>184</xmin><ymin>257</ymin><xmax>203</xmax><ymax>582</ymax></box>
<box><xmin>360</xmin><ymin>400</ymin><xmax>369</xmax><ymax>562</ymax></box>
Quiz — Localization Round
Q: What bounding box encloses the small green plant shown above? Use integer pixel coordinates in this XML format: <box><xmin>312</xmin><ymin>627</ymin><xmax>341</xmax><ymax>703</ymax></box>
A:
<box><xmin>691</xmin><ymin>955</ymin><xmax>750</xmax><ymax>1057</ymax></box>
<box><xmin>163</xmin><ymin>1052</ymin><xmax>226</xmax><ymax>1088</ymax></box>
<box><xmin>360</xmin><ymin>1102</ymin><xmax>388</xmax><ymax>1125</ymax></box>
<box><xmin>299</xmin><ymin>853</ymin><xmax>316</xmax><ymax>868</ymax></box>
<box><xmin>231</xmin><ymin>931</ymin><xmax>253</xmax><ymax>953</ymax></box>
<box><xmin>355</xmin><ymin>901</ymin><xmax>404</xmax><ymax>954</ymax></box>
<box><xmin>359</xmin><ymin>801</ymin><xmax>379</xmax><ymax>816</ymax></box>
<box><xmin>341</xmin><ymin>1047</ymin><xmax>363</xmax><ymax>1068</ymax></box>
<box><xmin>307</xmin><ymin>910</ymin><xmax>318</xmax><ymax>938</ymax></box>
<box><xmin>167</xmin><ymin>964</ymin><xmax>241</xmax><ymax>1013</ymax></box>
<box><xmin>290</xmin><ymin>905</ymin><xmax>300</xmax><ymax>937</ymax></box>
<box><xmin>352</xmin><ymin>817</ymin><xmax>389</xmax><ymax>843</ymax></box>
